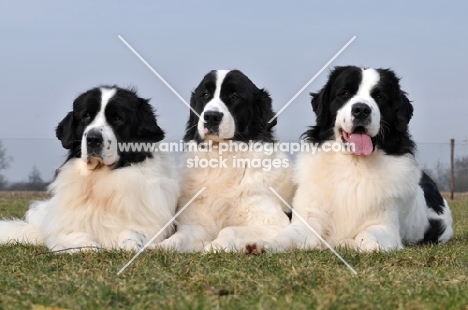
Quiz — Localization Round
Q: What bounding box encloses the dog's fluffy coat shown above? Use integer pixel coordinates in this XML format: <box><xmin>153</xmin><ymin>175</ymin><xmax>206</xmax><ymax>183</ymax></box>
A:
<box><xmin>0</xmin><ymin>86</ymin><xmax>179</xmax><ymax>252</ymax></box>
<box><xmin>246</xmin><ymin>66</ymin><xmax>453</xmax><ymax>253</ymax></box>
<box><xmin>159</xmin><ymin>70</ymin><xmax>294</xmax><ymax>252</ymax></box>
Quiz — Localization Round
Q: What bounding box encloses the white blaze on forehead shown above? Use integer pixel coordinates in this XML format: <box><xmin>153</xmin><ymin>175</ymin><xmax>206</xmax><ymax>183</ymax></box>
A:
<box><xmin>197</xmin><ymin>70</ymin><xmax>235</xmax><ymax>140</ymax></box>
<box><xmin>81</xmin><ymin>87</ymin><xmax>119</xmax><ymax>167</ymax></box>
<box><xmin>101</xmin><ymin>87</ymin><xmax>117</xmax><ymax>105</ymax></box>
<box><xmin>357</xmin><ymin>68</ymin><xmax>380</xmax><ymax>95</ymax></box>
<box><xmin>213</xmin><ymin>70</ymin><xmax>230</xmax><ymax>98</ymax></box>
<box><xmin>334</xmin><ymin>67</ymin><xmax>382</xmax><ymax>141</ymax></box>
<box><xmin>90</xmin><ymin>87</ymin><xmax>117</xmax><ymax>127</ymax></box>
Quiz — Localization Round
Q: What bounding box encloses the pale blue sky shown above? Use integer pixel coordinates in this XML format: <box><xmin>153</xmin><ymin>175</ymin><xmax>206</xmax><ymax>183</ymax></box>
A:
<box><xmin>1</xmin><ymin>1</ymin><xmax>467</xmax><ymax>181</ymax></box>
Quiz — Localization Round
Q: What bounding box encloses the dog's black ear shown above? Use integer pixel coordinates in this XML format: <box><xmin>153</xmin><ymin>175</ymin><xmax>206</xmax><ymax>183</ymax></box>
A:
<box><xmin>394</xmin><ymin>92</ymin><xmax>413</xmax><ymax>133</ymax></box>
<box><xmin>183</xmin><ymin>92</ymin><xmax>201</xmax><ymax>142</ymax></box>
<box><xmin>310</xmin><ymin>87</ymin><xmax>330</xmax><ymax>126</ymax></box>
<box><xmin>310</xmin><ymin>66</ymin><xmax>351</xmax><ymax>127</ymax></box>
<box><xmin>259</xmin><ymin>89</ymin><xmax>277</xmax><ymax>130</ymax></box>
<box><xmin>135</xmin><ymin>98</ymin><xmax>165</xmax><ymax>142</ymax></box>
<box><xmin>56</xmin><ymin>112</ymin><xmax>75</xmax><ymax>149</ymax></box>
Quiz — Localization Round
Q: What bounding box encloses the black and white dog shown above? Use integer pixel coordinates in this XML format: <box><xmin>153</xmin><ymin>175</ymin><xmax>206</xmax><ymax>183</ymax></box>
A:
<box><xmin>0</xmin><ymin>86</ymin><xmax>179</xmax><ymax>252</ymax></box>
<box><xmin>160</xmin><ymin>70</ymin><xmax>294</xmax><ymax>252</ymax></box>
<box><xmin>247</xmin><ymin>66</ymin><xmax>453</xmax><ymax>252</ymax></box>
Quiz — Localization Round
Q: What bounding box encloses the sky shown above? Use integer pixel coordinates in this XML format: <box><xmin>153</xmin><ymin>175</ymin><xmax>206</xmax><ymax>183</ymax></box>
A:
<box><xmin>1</xmin><ymin>1</ymin><xmax>468</xmax><ymax>182</ymax></box>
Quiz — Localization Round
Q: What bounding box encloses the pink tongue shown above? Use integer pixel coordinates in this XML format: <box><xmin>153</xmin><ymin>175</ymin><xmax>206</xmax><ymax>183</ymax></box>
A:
<box><xmin>347</xmin><ymin>133</ymin><xmax>373</xmax><ymax>156</ymax></box>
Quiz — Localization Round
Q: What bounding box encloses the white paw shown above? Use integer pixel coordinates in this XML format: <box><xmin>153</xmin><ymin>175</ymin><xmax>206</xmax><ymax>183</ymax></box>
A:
<box><xmin>159</xmin><ymin>237</ymin><xmax>182</xmax><ymax>251</ymax></box>
<box><xmin>203</xmin><ymin>242</ymin><xmax>228</xmax><ymax>253</ymax></box>
<box><xmin>204</xmin><ymin>237</ymin><xmax>243</xmax><ymax>253</ymax></box>
<box><xmin>118</xmin><ymin>230</ymin><xmax>146</xmax><ymax>251</ymax></box>
<box><xmin>356</xmin><ymin>238</ymin><xmax>382</xmax><ymax>253</ymax></box>
<box><xmin>355</xmin><ymin>229</ymin><xmax>402</xmax><ymax>252</ymax></box>
<box><xmin>118</xmin><ymin>239</ymin><xmax>142</xmax><ymax>251</ymax></box>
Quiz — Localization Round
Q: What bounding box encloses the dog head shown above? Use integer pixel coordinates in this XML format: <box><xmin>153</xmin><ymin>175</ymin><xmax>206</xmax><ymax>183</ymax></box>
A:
<box><xmin>184</xmin><ymin>70</ymin><xmax>277</xmax><ymax>143</ymax></box>
<box><xmin>56</xmin><ymin>86</ymin><xmax>164</xmax><ymax>169</ymax></box>
<box><xmin>304</xmin><ymin>66</ymin><xmax>415</xmax><ymax>156</ymax></box>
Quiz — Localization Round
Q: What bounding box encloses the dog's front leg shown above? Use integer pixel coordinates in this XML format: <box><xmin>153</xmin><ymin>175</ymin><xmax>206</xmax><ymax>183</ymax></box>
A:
<box><xmin>158</xmin><ymin>224</ymin><xmax>213</xmax><ymax>252</ymax></box>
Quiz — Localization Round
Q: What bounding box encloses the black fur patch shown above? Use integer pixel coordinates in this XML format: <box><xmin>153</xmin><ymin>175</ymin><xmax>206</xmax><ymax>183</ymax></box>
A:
<box><xmin>421</xmin><ymin>219</ymin><xmax>446</xmax><ymax>244</ymax></box>
<box><xmin>420</xmin><ymin>172</ymin><xmax>445</xmax><ymax>215</ymax></box>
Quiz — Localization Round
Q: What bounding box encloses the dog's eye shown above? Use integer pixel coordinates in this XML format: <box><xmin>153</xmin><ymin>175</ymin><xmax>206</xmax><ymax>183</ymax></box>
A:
<box><xmin>341</xmin><ymin>91</ymin><xmax>351</xmax><ymax>99</ymax></box>
<box><xmin>232</xmin><ymin>94</ymin><xmax>239</xmax><ymax>100</ymax></box>
<box><xmin>203</xmin><ymin>93</ymin><xmax>209</xmax><ymax>99</ymax></box>
<box><xmin>84</xmin><ymin>113</ymin><xmax>91</xmax><ymax>120</ymax></box>
<box><xmin>373</xmin><ymin>92</ymin><xmax>386</xmax><ymax>102</ymax></box>
<box><xmin>111</xmin><ymin>114</ymin><xmax>123</xmax><ymax>122</ymax></box>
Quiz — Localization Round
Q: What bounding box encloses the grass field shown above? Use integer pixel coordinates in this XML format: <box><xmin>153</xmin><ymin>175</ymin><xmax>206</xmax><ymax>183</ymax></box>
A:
<box><xmin>0</xmin><ymin>192</ymin><xmax>467</xmax><ymax>310</ymax></box>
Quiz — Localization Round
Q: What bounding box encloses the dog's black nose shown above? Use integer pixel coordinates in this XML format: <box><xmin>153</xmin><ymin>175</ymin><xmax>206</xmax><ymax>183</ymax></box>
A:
<box><xmin>352</xmin><ymin>103</ymin><xmax>372</xmax><ymax>120</ymax></box>
<box><xmin>204</xmin><ymin>111</ymin><xmax>224</xmax><ymax>128</ymax></box>
<box><xmin>86</xmin><ymin>130</ymin><xmax>103</xmax><ymax>148</ymax></box>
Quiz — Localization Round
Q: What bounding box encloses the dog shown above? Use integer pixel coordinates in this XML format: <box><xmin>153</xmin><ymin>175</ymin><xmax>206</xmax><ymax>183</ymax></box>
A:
<box><xmin>246</xmin><ymin>66</ymin><xmax>453</xmax><ymax>253</ymax></box>
<box><xmin>159</xmin><ymin>70</ymin><xmax>294</xmax><ymax>252</ymax></box>
<box><xmin>0</xmin><ymin>86</ymin><xmax>179</xmax><ymax>252</ymax></box>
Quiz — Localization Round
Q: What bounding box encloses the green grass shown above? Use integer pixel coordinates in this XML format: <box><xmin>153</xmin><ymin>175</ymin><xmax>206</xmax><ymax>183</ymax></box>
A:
<box><xmin>0</xmin><ymin>193</ymin><xmax>467</xmax><ymax>309</ymax></box>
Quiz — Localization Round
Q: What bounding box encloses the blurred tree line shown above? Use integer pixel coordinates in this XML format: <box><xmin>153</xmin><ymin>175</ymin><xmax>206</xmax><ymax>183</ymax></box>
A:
<box><xmin>0</xmin><ymin>141</ymin><xmax>48</xmax><ymax>191</ymax></box>
<box><xmin>426</xmin><ymin>157</ymin><xmax>468</xmax><ymax>192</ymax></box>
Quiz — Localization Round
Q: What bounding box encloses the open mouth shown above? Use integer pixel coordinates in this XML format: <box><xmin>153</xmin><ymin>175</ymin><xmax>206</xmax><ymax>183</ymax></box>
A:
<box><xmin>340</xmin><ymin>126</ymin><xmax>374</xmax><ymax>156</ymax></box>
